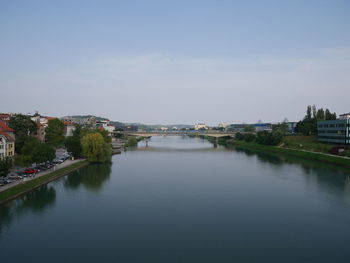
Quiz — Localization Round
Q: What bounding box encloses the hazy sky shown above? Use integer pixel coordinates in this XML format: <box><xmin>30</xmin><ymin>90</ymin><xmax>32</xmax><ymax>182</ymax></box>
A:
<box><xmin>1</xmin><ymin>0</ymin><xmax>349</xmax><ymax>125</ymax></box>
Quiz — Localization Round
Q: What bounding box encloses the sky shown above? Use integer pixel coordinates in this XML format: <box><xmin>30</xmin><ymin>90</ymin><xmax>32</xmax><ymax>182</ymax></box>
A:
<box><xmin>1</xmin><ymin>0</ymin><xmax>350</xmax><ymax>125</ymax></box>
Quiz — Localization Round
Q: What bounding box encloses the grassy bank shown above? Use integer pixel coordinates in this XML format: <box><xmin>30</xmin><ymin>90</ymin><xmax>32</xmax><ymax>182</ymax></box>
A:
<box><xmin>0</xmin><ymin>160</ymin><xmax>89</xmax><ymax>204</ymax></box>
<box><xmin>283</xmin><ymin>135</ymin><xmax>336</xmax><ymax>153</ymax></box>
<box><xmin>226</xmin><ymin>139</ymin><xmax>350</xmax><ymax>168</ymax></box>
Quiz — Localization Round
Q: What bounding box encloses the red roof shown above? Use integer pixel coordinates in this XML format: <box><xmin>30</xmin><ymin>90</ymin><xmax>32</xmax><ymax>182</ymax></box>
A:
<box><xmin>0</xmin><ymin>120</ymin><xmax>14</xmax><ymax>132</ymax></box>
<box><xmin>63</xmin><ymin>121</ymin><xmax>75</xmax><ymax>126</ymax></box>
<box><xmin>0</xmin><ymin>131</ymin><xmax>14</xmax><ymax>142</ymax></box>
<box><xmin>0</xmin><ymin>113</ymin><xmax>10</xmax><ymax>119</ymax></box>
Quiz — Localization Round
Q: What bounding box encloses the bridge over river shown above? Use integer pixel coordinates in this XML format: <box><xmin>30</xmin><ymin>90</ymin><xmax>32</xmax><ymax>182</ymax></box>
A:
<box><xmin>114</xmin><ymin>130</ymin><xmax>236</xmax><ymax>147</ymax></box>
<box><xmin>114</xmin><ymin>130</ymin><xmax>236</xmax><ymax>138</ymax></box>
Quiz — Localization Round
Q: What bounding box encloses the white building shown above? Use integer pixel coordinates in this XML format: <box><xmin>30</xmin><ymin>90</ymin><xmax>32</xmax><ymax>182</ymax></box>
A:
<box><xmin>195</xmin><ymin>123</ymin><xmax>208</xmax><ymax>130</ymax></box>
<box><xmin>96</xmin><ymin>120</ymin><xmax>115</xmax><ymax>135</ymax></box>
<box><xmin>218</xmin><ymin>123</ymin><xmax>229</xmax><ymax>129</ymax></box>
<box><xmin>63</xmin><ymin>121</ymin><xmax>76</xmax><ymax>137</ymax></box>
<box><xmin>0</xmin><ymin>135</ymin><xmax>6</xmax><ymax>159</ymax></box>
<box><xmin>339</xmin><ymin>113</ymin><xmax>350</xmax><ymax>120</ymax></box>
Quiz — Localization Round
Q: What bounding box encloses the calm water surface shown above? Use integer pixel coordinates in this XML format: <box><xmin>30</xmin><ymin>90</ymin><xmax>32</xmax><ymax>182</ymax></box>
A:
<box><xmin>1</xmin><ymin>136</ymin><xmax>350</xmax><ymax>263</ymax></box>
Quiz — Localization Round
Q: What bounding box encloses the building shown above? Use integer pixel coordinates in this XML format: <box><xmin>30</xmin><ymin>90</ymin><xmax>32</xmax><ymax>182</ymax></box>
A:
<box><xmin>287</xmin><ymin>122</ymin><xmax>298</xmax><ymax>134</ymax></box>
<box><xmin>62</xmin><ymin>116</ymin><xmax>96</xmax><ymax>128</ymax></box>
<box><xmin>63</xmin><ymin>121</ymin><xmax>76</xmax><ymax>137</ymax></box>
<box><xmin>317</xmin><ymin>118</ymin><xmax>350</xmax><ymax>144</ymax></box>
<box><xmin>218</xmin><ymin>123</ymin><xmax>229</xmax><ymax>129</ymax></box>
<box><xmin>339</xmin><ymin>113</ymin><xmax>350</xmax><ymax>120</ymax></box>
<box><xmin>195</xmin><ymin>123</ymin><xmax>208</xmax><ymax>130</ymax></box>
<box><xmin>0</xmin><ymin>120</ymin><xmax>15</xmax><ymax>159</ymax></box>
<box><xmin>0</xmin><ymin>113</ymin><xmax>11</xmax><ymax>124</ymax></box>
<box><xmin>96</xmin><ymin>120</ymin><xmax>115</xmax><ymax>135</ymax></box>
<box><xmin>34</xmin><ymin>122</ymin><xmax>46</xmax><ymax>142</ymax></box>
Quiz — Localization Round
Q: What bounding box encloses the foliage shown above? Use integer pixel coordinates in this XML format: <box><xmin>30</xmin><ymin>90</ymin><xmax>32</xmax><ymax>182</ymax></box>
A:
<box><xmin>63</xmin><ymin>125</ymin><xmax>83</xmax><ymax>158</ymax></box>
<box><xmin>8</xmin><ymin>114</ymin><xmax>37</xmax><ymax>137</ymax></box>
<box><xmin>45</xmin><ymin>118</ymin><xmax>65</xmax><ymax>146</ymax></box>
<box><xmin>296</xmin><ymin>105</ymin><xmax>337</xmax><ymax>135</ymax></box>
<box><xmin>243</xmin><ymin>133</ymin><xmax>256</xmax><ymax>142</ymax></box>
<box><xmin>20</xmin><ymin>137</ymin><xmax>55</xmax><ymax>164</ymax></box>
<box><xmin>243</xmin><ymin>126</ymin><xmax>255</xmax><ymax>132</ymax></box>
<box><xmin>235</xmin><ymin>132</ymin><xmax>244</xmax><ymax>140</ymax></box>
<box><xmin>0</xmin><ymin>157</ymin><xmax>13</xmax><ymax>177</ymax></box>
<box><xmin>14</xmin><ymin>154</ymin><xmax>32</xmax><ymax>167</ymax></box>
<box><xmin>125</xmin><ymin>137</ymin><xmax>138</xmax><ymax>147</ymax></box>
<box><xmin>81</xmin><ymin>133</ymin><xmax>111</xmax><ymax>163</ymax></box>
<box><xmin>64</xmin><ymin>136</ymin><xmax>82</xmax><ymax>158</ymax></box>
<box><xmin>96</xmin><ymin>129</ymin><xmax>112</xmax><ymax>143</ymax></box>
<box><xmin>256</xmin><ymin>131</ymin><xmax>284</xmax><ymax>146</ymax></box>
<box><xmin>31</xmin><ymin>143</ymin><xmax>55</xmax><ymax>164</ymax></box>
<box><xmin>8</xmin><ymin>114</ymin><xmax>37</xmax><ymax>153</ymax></box>
<box><xmin>236</xmin><ymin>131</ymin><xmax>283</xmax><ymax>146</ymax></box>
<box><xmin>272</xmin><ymin>122</ymin><xmax>288</xmax><ymax>135</ymax></box>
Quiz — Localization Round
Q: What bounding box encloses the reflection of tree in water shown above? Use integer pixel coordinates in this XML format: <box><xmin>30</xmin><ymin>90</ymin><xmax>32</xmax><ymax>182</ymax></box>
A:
<box><xmin>233</xmin><ymin>146</ymin><xmax>350</xmax><ymax>198</ymax></box>
<box><xmin>64</xmin><ymin>163</ymin><xmax>112</xmax><ymax>192</ymax></box>
<box><xmin>0</xmin><ymin>185</ymin><xmax>56</xmax><ymax>236</ymax></box>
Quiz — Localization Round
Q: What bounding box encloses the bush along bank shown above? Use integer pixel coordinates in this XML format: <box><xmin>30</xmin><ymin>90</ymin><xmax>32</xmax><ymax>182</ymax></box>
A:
<box><xmin>124</xmin><ymin>136</ymin><xmax>145</xmax><ymax>147</ymax></box>
<box><xmin>0</xmin><ymin>160</ymin><xmax>89</xmax><ymax>204</ymax></box>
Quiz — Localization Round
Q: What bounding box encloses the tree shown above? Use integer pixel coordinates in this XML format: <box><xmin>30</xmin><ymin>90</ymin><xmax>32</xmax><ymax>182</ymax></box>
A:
<box><xmin>316</xmin><ymin>108</ymin><xmax>325</xmax><ymax>120</ymax></box>
<box><xmin>81</xmin><ymin>133</ymin><xmax>111</xmax><ymax>163</ymax></box>
<box><xmin>31</xmin><ymin>143</ymin><xmax>55</xmax><ymax>164</ymax></box>
<box><xmin>0</xmin><ymin>157</ymin><xmax>13</xmax><ymax>177</ymax></box>
<box><xmin>96</xmin><ymin>129</ymin><xmax>112</xmax><ymax>143</ymax></box>
<box><xmin>8</xmin><ymin>114</ymin><xmax>37</xmax><ymax>153</ymax></box>
<box><xmin>312</xmin><ymin>104</ymin><xmax>317</xmax><ymax>119</ymax></box>
<box><xmin>235</xmin><ymin>132</ymin><xmax>244</xmax><ymax>140</ymax></box>
<box><xmin>256</xmin><ymin>130</ymin><xmax>284</xmax><ymax>146</ymax></box>
<box><xmin>325</xmin><ymin>109</ymin><xmax>337</xmax><ymax>120</ymax></box>
<box><xmin>64</xmin><ymin>136</ymin><xmax>82</xmax><ymax>158</ymax></box>
<box><xmin>8</xmin><ymin>114</ymin><xmax>37</xmax><ymax>137</ymax></box>
<box><xmin>20</xmin><ymin>137</ymin><xmax>55</xmax><ymax>164</ymax></box>
<box><xmin>243</xmin><ymin>133</ymin><xmax>256</xmax><ymax>142</ymax></box>
<box><xmin>256</xmin><ymin>131</ymin><xmax>270</xmax><ymax>145</ymax></box>
<box><xmin>273</xmin><ymin>121</ymin><xmax>289</xmax><ymax>135</ymax></box>
<box><xmin>244</xmin><ymin>126</ymin><xmax>255</xmax><ymax>132</ymax></box>
<box><xmin>46</xmin><ymin>118</ymin><xmax>64</xmax><ymax>146</ymax></box>
<box><xmin>306</xmin><ymin>105</ymin><xmax>312</xmax><ymax>120</ymax></box>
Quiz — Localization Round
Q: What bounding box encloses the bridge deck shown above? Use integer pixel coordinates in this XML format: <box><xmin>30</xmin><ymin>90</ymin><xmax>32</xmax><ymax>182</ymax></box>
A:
<box><xmin>114</xmin><ymin>131</ymin><xmax>236</xmax><ymax>138</ymax></box>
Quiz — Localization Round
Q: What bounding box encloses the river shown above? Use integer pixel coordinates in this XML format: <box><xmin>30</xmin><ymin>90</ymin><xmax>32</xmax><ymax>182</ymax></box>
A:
<box><xmin>1</xmin><ymin>136</ymin><xmax>350</xmax><ymax>262</ymax></box>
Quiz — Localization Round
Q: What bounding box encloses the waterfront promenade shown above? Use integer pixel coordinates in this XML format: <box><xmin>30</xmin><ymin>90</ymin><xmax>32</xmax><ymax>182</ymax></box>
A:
<box><xmin>0</xmin><ymin>159</ymin><xmax>83</xmax><ymax>193</ymax></box>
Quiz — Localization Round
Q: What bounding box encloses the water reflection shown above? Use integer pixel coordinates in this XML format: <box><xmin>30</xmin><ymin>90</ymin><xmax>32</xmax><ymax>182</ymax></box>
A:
<box><xmin>63</xmin><ymin>162</ymin><xmax>111</xmax><ymax>192</ymax></box>
<box><xmin>233</xmin><ymin>146</ymin><xmax>350</xmax><ymax>203</ymax></box>
<box><xmin>0</xmin><ymin>185</ymin><xmax>56</xmax><ymax>235</ymax></box>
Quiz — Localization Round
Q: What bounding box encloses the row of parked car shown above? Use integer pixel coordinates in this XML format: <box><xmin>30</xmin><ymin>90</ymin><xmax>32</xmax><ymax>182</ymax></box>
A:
<box><xmin>0</xmin><ymin>154</ymin><xmax>71</xmax><ymax>187</ymax></box>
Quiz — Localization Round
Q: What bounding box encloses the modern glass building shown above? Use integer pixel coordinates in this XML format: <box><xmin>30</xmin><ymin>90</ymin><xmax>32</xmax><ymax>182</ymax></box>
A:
<box><xmin>317</xmin><ymin>119</ymin><xmax>350</xmax><ymax>144</ymax></box>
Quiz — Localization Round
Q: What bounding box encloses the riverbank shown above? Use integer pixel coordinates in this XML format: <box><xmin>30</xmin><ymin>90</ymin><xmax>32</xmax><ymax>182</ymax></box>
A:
<box><xmin>0</xmin><ymin>159</ymin><xmax>89</xmax><ymax>204</ymax></box>
<box><xmin>226</xmin><ymin>139</ymin><xmax>350</xmax><ymax>169</ymax></box>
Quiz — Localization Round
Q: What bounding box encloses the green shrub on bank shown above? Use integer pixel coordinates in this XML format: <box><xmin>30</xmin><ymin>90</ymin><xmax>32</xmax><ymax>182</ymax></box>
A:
<box><xmin>235</xmin><ymin>131</ymin><xmax>283</xmax><ymax>146</ymax></box>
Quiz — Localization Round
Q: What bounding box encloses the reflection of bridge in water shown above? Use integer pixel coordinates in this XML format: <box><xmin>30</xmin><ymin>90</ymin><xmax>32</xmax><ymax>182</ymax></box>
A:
<box><xmin>134</xmin><ymin>146</ymin><xmax>230</xmax><ymax>152</ymax></box>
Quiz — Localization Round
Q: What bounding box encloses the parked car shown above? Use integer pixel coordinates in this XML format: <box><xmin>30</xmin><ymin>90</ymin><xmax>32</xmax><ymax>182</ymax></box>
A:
<box><xmin>1</xmin><ymin>178</ymin><xmax>13</xmax><ymax>184</ymax></box>
<box><xmin>53</xmin><ymin>159</ymin><xmax>64</xmax><ymax>164</ymax></box>
<box><xmin>17</xmin><ymin>171</ymin><xmax>26</xmax><ymax>176</ymax></box>
<box><xmin>24</xmin><ymin>168</ymin><xmax>39</xmax><ymax>174</ymax></box>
